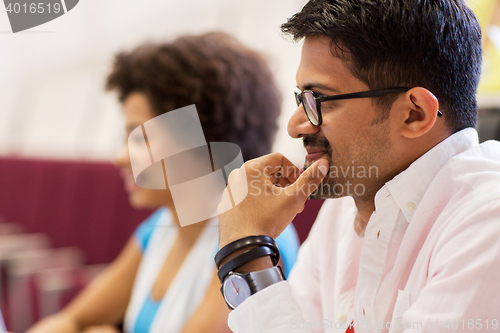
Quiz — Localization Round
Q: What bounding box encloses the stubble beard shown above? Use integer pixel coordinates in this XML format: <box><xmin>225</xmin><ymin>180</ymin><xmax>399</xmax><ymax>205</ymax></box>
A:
<box><xmin>302</xmin><ymin>135</ymin><xmax>342</xmax><ymax>200</ymax></box>
<box><xmin>309</xmin><ymin>164</ymin><xmax>342</xmax><ymax>199</ymax></box>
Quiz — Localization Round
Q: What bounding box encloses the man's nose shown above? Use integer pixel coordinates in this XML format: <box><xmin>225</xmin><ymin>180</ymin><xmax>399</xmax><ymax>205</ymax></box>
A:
<box><xmin>287</xmin><ymin>104</ymin><xmax>320</xmax><ymax>139</ymax></box>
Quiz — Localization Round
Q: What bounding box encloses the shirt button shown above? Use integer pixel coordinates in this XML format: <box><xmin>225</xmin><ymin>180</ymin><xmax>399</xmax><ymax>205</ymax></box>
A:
<box><xmin>406</xmin><ymin>202</ymin><xmax>416</xmax><ymax>211</ymax></box>
<box><xmin>337</xmin><ymin>313</ymin><xmax>347</xmax><ymax>323</ymax></box>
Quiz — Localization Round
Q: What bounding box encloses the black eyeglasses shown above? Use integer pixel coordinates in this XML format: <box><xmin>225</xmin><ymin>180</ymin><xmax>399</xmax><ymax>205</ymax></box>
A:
<box><xmin>294</xmin><ymin>87</ymin><xmax>442</xmax><ymax>126</ymax></box>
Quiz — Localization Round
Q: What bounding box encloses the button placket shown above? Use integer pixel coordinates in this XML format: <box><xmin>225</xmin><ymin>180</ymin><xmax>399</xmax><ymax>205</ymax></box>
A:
<box><xmin>355</xmin><ymin>186</ymin><xmax>400</xmax><ymax>331</ymax></box>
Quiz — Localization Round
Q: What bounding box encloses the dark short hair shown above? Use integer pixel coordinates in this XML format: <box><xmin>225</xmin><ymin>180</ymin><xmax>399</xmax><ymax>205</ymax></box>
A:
<box><xmin>106</xmin><ymin>32</ymin><xmax>281</xmax><ymax>160</ymax></box>
<box><xmin>281</xmin><ymin>0</ymin><xmax>482</xmax><ymax>132</ymax></box>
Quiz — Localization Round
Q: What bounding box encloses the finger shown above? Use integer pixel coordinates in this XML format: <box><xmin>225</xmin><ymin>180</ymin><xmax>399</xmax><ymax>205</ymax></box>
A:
<box><xmin>274</xmin><ymin>177</ymin><xmax>292</xmax><ymax>188</ymax></box>
<box><xmin>254</xmin><ymin>153</ymin><xmax>299</xmax><ymax>179</ymax></box>
<box><xmin>286</xmin><ymin>159</ymin><xmax>329</xmax><ymax>201</ymax></box>
<box><xmin>278</xmin><ymin>160</ymin><xmax>300</xmax><ymax>181</ymax></box>
<box><xmin>268</xmin><ymin>163</ymin><xmax>301</xmax><ymax>187</ymax></box>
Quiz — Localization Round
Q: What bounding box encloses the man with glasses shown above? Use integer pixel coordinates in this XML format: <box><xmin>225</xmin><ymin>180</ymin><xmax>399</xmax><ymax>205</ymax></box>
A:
<box><xmin>216</xmin><ymin>0</ymin><xmax>500</xmax><ymax>332</ymax></box>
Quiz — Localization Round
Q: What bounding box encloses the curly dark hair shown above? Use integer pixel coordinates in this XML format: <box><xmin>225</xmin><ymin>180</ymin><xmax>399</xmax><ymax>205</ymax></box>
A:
<box><xmin>106</xmin><ymin>32</ymin><xmax>281</xmax><ymax>161</ymax></box>
<box><xmin>281</xmin><ymin>0</ymin><xmax>482</xmax><ymax>132</ymax></box>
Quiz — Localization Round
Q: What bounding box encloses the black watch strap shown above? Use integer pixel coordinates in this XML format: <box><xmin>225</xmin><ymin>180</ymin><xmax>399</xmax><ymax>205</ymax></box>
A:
<box><xmin>215</xmin><ymin>235</ymin><xmax>279</xmax><ymax>269</ymax></box>
<box><xmin>217</xmin><ymin>245</ymin><xmax>277</xmax><ymax>283</ymax></box>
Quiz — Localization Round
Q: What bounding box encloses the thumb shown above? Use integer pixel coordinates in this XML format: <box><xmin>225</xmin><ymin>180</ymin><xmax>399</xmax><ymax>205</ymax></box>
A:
<box><xmin>288</xmin><ymin>159</ymin><xmax>329</xmax><ymax>200</ymax></box>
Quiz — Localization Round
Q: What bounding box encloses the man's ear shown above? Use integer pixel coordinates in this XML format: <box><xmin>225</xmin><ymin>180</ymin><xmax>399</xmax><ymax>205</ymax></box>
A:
<box><xmin>398</xmin><ymin>87</ymin><xmax>440</xmax><ymax>139</ymax></box>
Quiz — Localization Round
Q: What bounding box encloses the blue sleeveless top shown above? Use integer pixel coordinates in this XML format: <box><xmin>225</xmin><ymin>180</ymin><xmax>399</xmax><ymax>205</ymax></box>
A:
<box><xmin>131</xmin><ymin>208</ymin><xmax>300</xmax><ymax>333</ymax></box>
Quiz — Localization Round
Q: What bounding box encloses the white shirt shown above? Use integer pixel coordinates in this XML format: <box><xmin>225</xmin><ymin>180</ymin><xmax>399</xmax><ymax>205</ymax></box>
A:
<box><xmin>228</xmin><ymin>128</ymin><xmax>500</xmax><ymax>333</ymax></box>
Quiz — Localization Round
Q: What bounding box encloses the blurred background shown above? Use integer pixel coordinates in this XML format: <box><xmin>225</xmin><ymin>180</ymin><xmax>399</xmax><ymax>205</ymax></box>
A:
<box><xmin>0</xmin><ymin>0</ymin><xmax>309</xmax><ymax>161</ymax></box>
<box><xmin>0</xmin><ymin>0</ymin><xmax>499</xmax><ymax>331</ymax></box>
<box><xmin>0</xmin><ymin>1</ymin><xmax>312</xmax><ymax>331</ymax></box>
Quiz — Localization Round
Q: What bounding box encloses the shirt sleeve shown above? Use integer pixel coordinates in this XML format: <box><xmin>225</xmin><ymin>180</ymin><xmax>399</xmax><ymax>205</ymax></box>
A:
<box><xmin>228</xmin><ymin>281</ymin><xmax>311</xmax><ymax>333</ymax></box>
<box><xmin>133</xmin><ymin>208</ymin><xmax>164</xmax><ymax>253</ymax></box>
<box><xmin>227</xmin><ymin>203</ymin><xmax>336</xmax><ymax>333</ymax></box>
<box><xmin>227</xmin><ymin>230</ymin><xmax>325</xmax><ymax>333</ymax></box>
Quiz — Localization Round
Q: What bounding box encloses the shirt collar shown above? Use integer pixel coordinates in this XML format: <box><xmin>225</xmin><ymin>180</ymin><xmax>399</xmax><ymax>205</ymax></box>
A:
<box><xmin>378</xmin><ymin>128</ymin><xmax>479</xmax><ymax>223</ymax></box>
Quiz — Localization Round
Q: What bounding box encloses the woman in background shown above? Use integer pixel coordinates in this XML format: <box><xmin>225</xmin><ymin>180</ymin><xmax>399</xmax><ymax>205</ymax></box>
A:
<box><xmin>27</xmin><ymin>32</ymin><xmax>299</xmax><ymax>333</ymax></box>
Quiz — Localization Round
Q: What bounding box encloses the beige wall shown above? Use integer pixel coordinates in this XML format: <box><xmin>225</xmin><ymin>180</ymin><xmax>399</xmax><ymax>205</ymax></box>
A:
<box><xmin>0</xmin><ymin>0</ymin><xmax>308</xmax><ymax>165</ymax></box>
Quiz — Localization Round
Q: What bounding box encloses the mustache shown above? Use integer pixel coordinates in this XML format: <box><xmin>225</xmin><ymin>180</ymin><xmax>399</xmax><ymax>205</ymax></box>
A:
<box><xmin>303</xmin><ymin>135</ymin><xmax>332</xmax><ymax>154</ymax></box>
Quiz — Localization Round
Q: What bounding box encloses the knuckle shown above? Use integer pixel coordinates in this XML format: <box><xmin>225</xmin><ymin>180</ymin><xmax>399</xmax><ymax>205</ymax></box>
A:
<box><xmin>227</xmin><ymin>168</ymin><xmax>239</xmax><ymax>183</ymax></box>
<box><xmin>255</xmin><ymin>152</ymin><xmax>283</xmax><ymax>165</ymax></box>
<box><xmin>269</xmin><ymin>152</ymin><xmax>284</xmax><ymax>159</ymax></box>
<box><xmin>246</xmin><ymin>160</ymin><xmax>263</xmax><ymax>176</ymax></box>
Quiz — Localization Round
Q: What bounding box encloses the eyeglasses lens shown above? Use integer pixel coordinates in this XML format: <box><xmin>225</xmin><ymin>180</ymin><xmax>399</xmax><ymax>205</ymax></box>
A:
<box><xmin>303</xmin><ymin>92</ymin><xmax>320</xmax><ymax>126</ymax></box>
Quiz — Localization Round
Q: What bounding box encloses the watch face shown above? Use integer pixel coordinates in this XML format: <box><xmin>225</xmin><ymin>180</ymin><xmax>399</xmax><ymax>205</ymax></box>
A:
<box><xmin>222</xmin><ymin>274</ymin><xmax>252</xmax><ymax>309</ymax></box>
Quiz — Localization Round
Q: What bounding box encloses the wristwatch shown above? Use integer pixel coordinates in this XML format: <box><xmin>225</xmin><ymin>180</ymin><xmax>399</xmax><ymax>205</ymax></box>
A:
<box><xmin>221</xmin><ymin>266</ymin><xmax>285</xmax><ymax>309</ymax></box>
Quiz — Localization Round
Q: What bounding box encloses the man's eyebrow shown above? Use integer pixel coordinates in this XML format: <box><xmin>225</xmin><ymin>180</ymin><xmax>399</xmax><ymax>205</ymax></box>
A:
<box><xmin>297</xmin><ymin>83</ymin><xmax>339</xmax><ymax>94</ymax></box>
